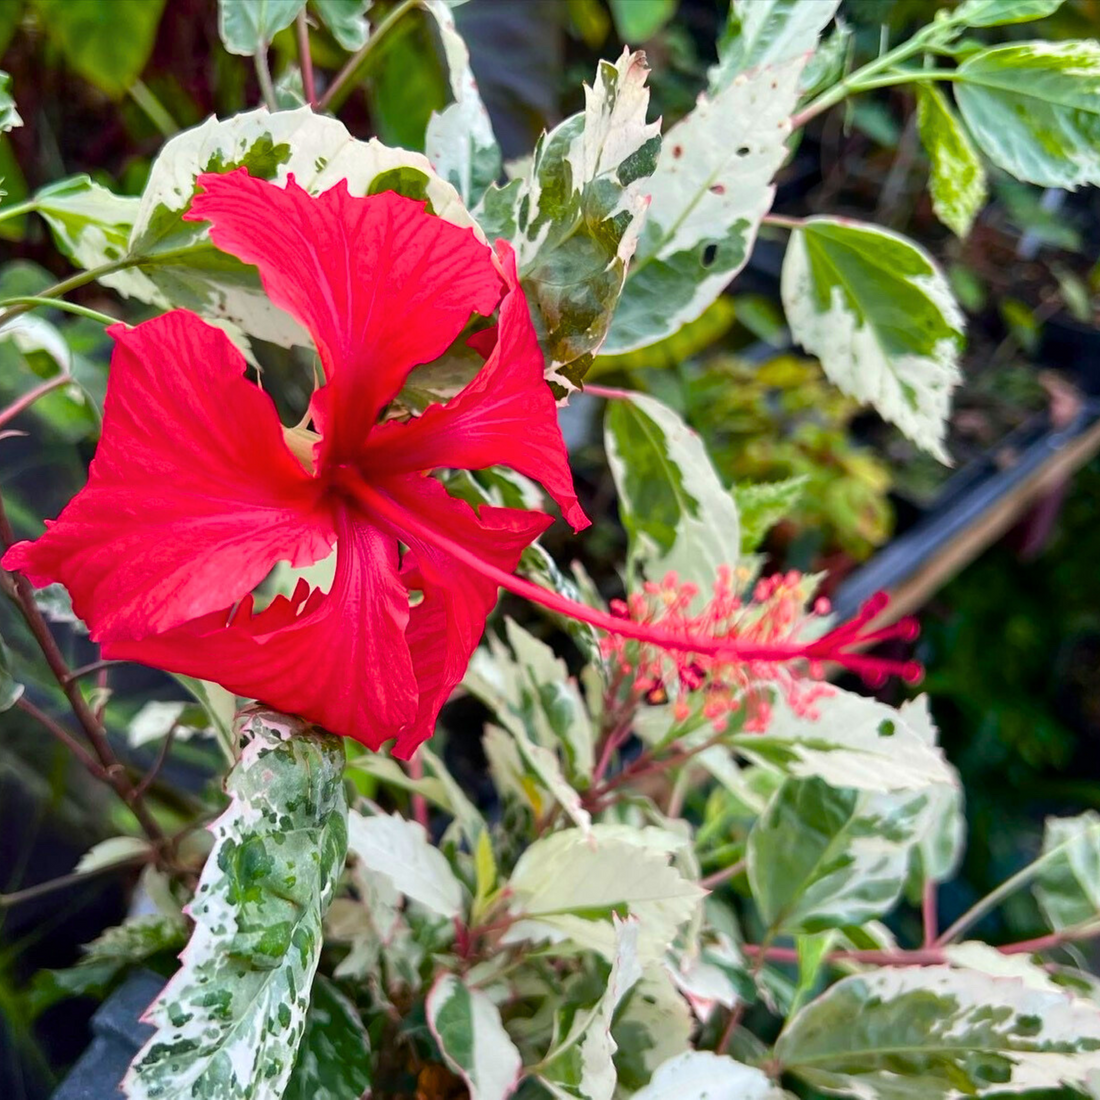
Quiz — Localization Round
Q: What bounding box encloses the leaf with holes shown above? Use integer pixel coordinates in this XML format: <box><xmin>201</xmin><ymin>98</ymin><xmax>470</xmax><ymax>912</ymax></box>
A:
<box><xmin>736</xmin><ymin>690</ymin><xmax>957</xmax><ymax>792</ymax></box>
<box><xmin>426</xmin><ymin>974</ymin><xmax>523</xmax><ymax>1100</ymax></box>
<box><xmin>916</xmin><ymin>85</ymin><xmax>986</xmax><ymax>238</ymax></box>
<box><xmin>424</xmin><ymin>0</ymin><xmax>500</xmax><ymax>205</ymax></box>
<box><xmin>124</xmin><ymin>710</ymin><xmax>347</xmax><ymax>1100</ymax></box>
<box><xmin>605</xmin><ymin>57</ymin><xmax>802</xmax><ymax>354</ymax></box>
<box><xmin>38</xmin><ymin>108</ymin><xmax>477</xmax><ymax>349</ymax></box>
<box><xmin>476</xmin><ymin>49</ymin><xmax>660</xmax><ymax>392</ymax></box>
<box><xmin>775</xmin><ymin>965</ymin><xmax>1100</xmax><ymax>1098</ymax></box>
<box><xmin>218</xmin><ymin>0</ymin><xmax>305</xmax><ymax>55</ymax></box>
<box><xmin>284</xmin><ymin>976</ymin><xmax>372</xmax><ymax>1100</ymax></box>
<box><xmin>605</xmin><ymin>391</ymin><xmax>740</xmax><ymax>593</ymax></box>
<box><xmin>781</xmin><ymin>217</ymin><xmax>964</xmax><ymax>462</ymax></box>
<box><xmin>710</xmin><ymin>0</ymin><xmax>840</xmax><ymax>91</ymax></box>
<box><xmin>954</xmin><ymin>41</ymin><xmax>1100</xmax><ymax>190</ymax></box>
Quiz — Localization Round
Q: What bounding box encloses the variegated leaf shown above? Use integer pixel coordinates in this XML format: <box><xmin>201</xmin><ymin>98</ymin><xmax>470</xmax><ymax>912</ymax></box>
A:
<box><xmin>476</xmin><ymin>49</ymin><xmax>660</xmax><ymax>392</ymax></box>
<box><xmin>776</xmin><ymin>965</ymin><xmax>1100</xmax><ymax>1098</ymax></box>
<box><xmin>424</xmin><ymin>0</ymin><xmax>500</xmax><ymax>206</ymax></box>
<box><xmin>605</xmin><ymin>391</ymin><xmax>740</xmax><ymax>594</ymax></box>
<box><xmin>1</xmin><ymin>70</ymin><xmax>22</xmax><ymax>132</ymax></box>
<box><xmin>218</xmin><ymin>0</ymin><xmax>305</xmax><ymax>56</ymax></box>
<box><xmin>1034</xmin><ymin>811</ymin><xmax>1100</xmax><ymax>932</ymax></box>
<box><xmin>124</xmin><ymin>710</ymin><xmax>347</xmax><ymax>1100</ymax></box>
<box><xmin>632</xmin><ymin>1051</ymin><xmax>774</xmax><ymax>1100</ymax></box>
<box><xmin>605</xmin><ymin>58</ymin><xmax>803</xmax><ymax>354</ymax></box>
<box><xmin>284</xmin><ymin>976</ymin><xmax>372</xmax><ymax>1100</ymax></box>
<box><xmin>36</xmin><ymin>108</ymin><xmax>477</xmax><ymax>349</ymax></box>
<box><xmin>781</xmin><ymin>218</ymin><xmax>964</xmax><ymax>462</ymax></box>
<box><xmin>426</xmin><ymin>973</ymin><xmax>523</xmax><ymax>1100</ymax></box>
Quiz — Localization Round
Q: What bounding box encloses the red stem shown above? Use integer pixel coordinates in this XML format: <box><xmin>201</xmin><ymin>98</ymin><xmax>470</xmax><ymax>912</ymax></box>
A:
<box><xmin>296</xmin><ymin>11</ymin><xmax>317</xmax><ymax>106</ymax></box>
<box><xmin>922</xmin><ymin>880</ymin><xmax>938</xmax><ymax>948</ymax></box>
<box><xmin>0</xmin><ymin>374</ymin><xmax>70</xmax><ymax>431</ymax></box>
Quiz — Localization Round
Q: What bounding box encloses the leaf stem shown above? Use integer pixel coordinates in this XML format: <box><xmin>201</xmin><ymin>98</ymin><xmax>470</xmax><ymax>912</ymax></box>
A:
<box><xmin>922</xmin><ymin>879</ymin><xmax>938</xmax><ymax>947</ymax></box>
<box><xmin>318</xmin><ymin>0</ymin><xmax>420</xmax><ymax>113</ymax></box>
<box><xmin>0</xmin><ymin>258</ymin><xmax>136</xmax><ymax>331</ymax></box>
<box><xmin>762</xmin><ymin>214</ymin><xmax>804</xmax><ymax>230</ymax></box>
<box><xmin>700</xmin><ymin>858</ymin><xmax>746</xmax><ymax>892</ymax></box>
<box><xmin>0</xmin><ymin>375</ymin><xmax>72</xmax><ymax>431</ymax></box>
<box><xmin>0</xmin><ymin>199</ymin><xmax>37</xmax><ymax>225</ymax></box>
<box><xmin>128</xmin><ymin>79</ymin><xmax>179</xmax><ymax>138</ymax></box>
<box><xmin>255</xmin><ymin>47</ymin><xmax>279</xmax><ymax>112</ymax></box>
<box><xmin>0</xmin><ymin>855</ymin><xmax>149</xmax><ymax>910</ymax></box>
<box><xmin>0</xmin><ymin>296</ymin><xmax>120</xmax><ymax>328</ymax></box>
<box><xmin>297</xmin><ymin>10</ymin><xmax>317</xmax><ymax>105</ymax></box>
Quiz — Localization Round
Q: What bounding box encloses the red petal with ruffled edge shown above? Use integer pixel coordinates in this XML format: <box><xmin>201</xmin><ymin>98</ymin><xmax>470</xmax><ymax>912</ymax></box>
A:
<box><xmin>363</xmin><ymin>242</ymin><xmax>589</xmax><ymax>532</ymax></box>
<box><xmin>380</xmin><ymin>475</ymin><xmax>552</xmax><ymax>758</ymax></box>
<box><xmin>1</xmin><ymin>313</ymin><xmax>333</xmax><ymax>642</ymax></box>
<box><xmin>107</xmin><ymin>509</ymin><xmax>418</xmax><ymax>746</ymax></box>
<box><xmin>185</xmin><ymin>170</ymin><xmax>503</xmax><ymax>462</ymax></box>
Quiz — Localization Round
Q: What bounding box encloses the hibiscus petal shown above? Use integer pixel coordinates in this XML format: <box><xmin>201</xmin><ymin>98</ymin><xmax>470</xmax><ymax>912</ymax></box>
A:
<box><xmin>106</xmin><ymin>511</ymin><xmax>418</xmax><ymax>747</ymax></box>
<box><xmin>2</xmin><ymin>313</ymin><xmax>333</xmax><ymax>642</ymax></box>
<box><xmin>363</xmin><ymin>242</ymin><xmax>589</xmax><ymax>531</ymax></box>
<box><xmin>185</xmin><ymin>170</ymin><xmax>503</xmax><ymax>459</ymax></box>
<box><xmin>380</xmin><ymin>475</ymin><xmax>552</xmax><ymax>758</ymax></box>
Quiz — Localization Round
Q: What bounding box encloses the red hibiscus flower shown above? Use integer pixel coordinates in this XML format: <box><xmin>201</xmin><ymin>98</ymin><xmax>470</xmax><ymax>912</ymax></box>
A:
<box><xmin>3</xmin><ymin>169</ymin><xmax>589</xmax><ymax>757</ymax></box>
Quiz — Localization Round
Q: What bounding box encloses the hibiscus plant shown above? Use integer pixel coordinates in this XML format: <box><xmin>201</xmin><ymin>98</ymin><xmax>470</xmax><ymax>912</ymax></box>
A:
<box><xmin>4</xmin><ymin>2</ymin><xmax>1100</xmax><ymax>1099</ymax></box>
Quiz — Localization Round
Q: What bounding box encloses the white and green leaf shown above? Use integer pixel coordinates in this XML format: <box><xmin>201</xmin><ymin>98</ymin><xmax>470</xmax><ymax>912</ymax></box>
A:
<box><xmin>503</xmin><ymin>826</ymin><xmax>704</xmax><ymax>963</ymax></box>
<box><xmin>345</xmin><ymin>809</ymin><xmax>463</xmax><ymax>919</ymax></box>
<box><xmin>1034</xmin><ymin>811</ymin><xmax>1100</xmax><ymax>932</ymax></box>
<box><xmin>0</xmin><ymin>70</ymin><xmax>21</xmax><ymax>132</ymax></box>
<box><xmin>916</xmin><ymin>84</ymin><xmax>987</xmax><ymax>238</ymax></box>
<box><xmin>426</xmin><ymin>974</ymin><xmax>523</xmax><ymax>1100</ymax></box>
<box><xmin>632</xmin><ymin>1051</ymin><xmax>774</xmax><ymax>1100</ymax></box>
<box><xmin>218</xmin><ymin>0</ymin><xmax>306</xmax><ymax>55</ymax></box>
<box><xmin>775</xmin><ymin>964</ymin><xmax>1100</xmax><ymax>1098</ymax></box>
<box><xmin>424</xmin><ymin>0</ymin><xmax>500</xmax><ymax>206</ymax></box>
<box><xmin>953</xmin><ymin>0</ymin><xmax>1065</xmax><ymax>28</ymax></box>
<box><xmin>781</xmin><ymin>217</ymin><xmax>964</xmax><ymax>462</ymax></box>
<box><xmin>954</xmin><ymin>41</ymin><xmax>1100</xmax><ymax>189</ymax></box>
<box><xmin>605</xmin><ymin>391</ymin><xmax>740</xmax><ymax>593</ymax></box>
<box><xmin>605</xmin><ymin>57</ymin><xmax>802</xmax><ymax>353</ymax></box>
<box><xmin>284</xmin><ymin>976</ymin><xmax>372</xmax><ymax>1100</ymax></box>
<box><xmin>709</xmin><ymin>0</ymin><xmax>840</xmax><ymax>91</ymax></box>
<box><xmin>476</xmin><ymin>49</ymin><xmax>660</xmax><ymax>391</ymax></box>
<box><xmin>125</xmin><ymin>711</ymin><xmax>347</xmax><ymax>1100</ymax></box>
<box><xmin>312</xmin><ymin>0</ymin><xmax>371</xmax><ymax>50</ymax></box>
<box><xmin>734</xmin><ymin>476</ymin><xmax>808</xmax><ymax>553</ymax></box>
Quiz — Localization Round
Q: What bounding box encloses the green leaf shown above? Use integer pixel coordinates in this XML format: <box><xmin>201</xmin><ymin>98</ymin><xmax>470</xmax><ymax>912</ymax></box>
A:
<box><xmin>312</xmin><ymin>0</ymin><xmax>370</xmax><ymax>51</ymax></box>
<box><xmin>125</xmin><ymin>710</ymin><xmax>347</xmax><ymax>1100</ymax></box>
<box><xmin>775</xmin><ymin>965</ymin><xmax>1100</xmax><ymax>1098</ymax></box>
<box><xmin>539</xmin><ymin>918</ymin><xmax>642</xmax><ymax>1100</ymax></box>
<box><xmin>75</xmin><ymin>837</ymin><xmax>150</xmax><ymax>874</ymax></box>
<box><xmin>605</xmin><ymin>57</ymin><xmax>802</xmax><ymax>354</ymax></box>
<box><xmin>710</xmin><ymin>0</ymin><xmax>839</xmax><ymax>91</ymax></box>
<box><xmin>284</xmin><ymin>977</ymin><xmax>372</xmax><ymax>1100</ymax></box>
<box><xmin>953</xmin><ymin>0</ymin><xmax>1065</xmax><ymax>27</ymax></box>
<box><xmin>31</xmin><ymin>0</ymin><xmax>166</xmax><ymax>97</ymax></box>
<box><xmin>736</xmin><ymin>691</ymin><xmax>957</xmax><ymax>792</ymax></box>
<box><xmin>1034</xmin><ymin>811</ymin><xmax>1100</xmax><ymax>932</ymax></box>
<box><xmin>346</xmin><ymin>809</ymin><xmax>463</xmax><ymax>918</ymax></box>
<box><xmin>424</xmin><ymin>0</ymin><xmax>500</xmax><ymax>205</ymax></box>
<box><xmin>747</xmin><ymin>775</ymin><xmax>940</xmax><ymax>934</ymax></box>
<box><xmin>0</xmin><ymin>633</ymin><xmax>23</xmax><ymax>711</ymax></box>
<box><xmin>631</xmin><ymin>1051</ymin><xmax>773</xmax><ymax>1100</ymax></box>
<box><xmin>608</xmin><ymin>0</ymin><xmax>675</xmax><ymax>42</ymax></box>
<box><xmin>476</xmin><ymin>49</ymin><xmax>660</xmax><ymax>392</ymax></box>
<box><xmin>218</xmin><ymin>0</ymin><xmax>306</xmax><ymax>55</ymax></box>
<box><xmin>503</xmin><ymin>826</ymin><xmax>704</xmax><ymax>964</ymax></box>
<box><xmin>38</xmin><ymin>109</ymin><xmax>477</xmax><ymax>350</ymax></box>
<box><xmin>916</xmin><ymin>84</ymin><xmax>987</xmax><ymax>239</ymax></box>
<box><xmin>426</xmin><ymin>974</ymin><xmax>523</xmax><ymax>1100</ymax></box>
<box><xmin>605</xmin><ymin>391</ymin><xmax>740</xmax><ymax>592</ymax></box>
<box><xmin>0</xmin><ymin>70</ymin><xmax>20</xmax><ymax>132</ymax></box>
<box><xmin>612</xmin><ymin>970</ymin><xmax>694</xmax><ymax>1090</ymax></box>
<box><xmin>734</xmin><ymin>476</ymin><xmax>808</xmax><ymax>553</ymax></box>
<box><xmin>954</xmin><ymin>41</ymin><xmax>1100</xmax><ymax>189</ymax></box>
<box><xmin>781</xmin><ymin>217</ymin><xmax>964</xmax><ymax>463</ymax></box>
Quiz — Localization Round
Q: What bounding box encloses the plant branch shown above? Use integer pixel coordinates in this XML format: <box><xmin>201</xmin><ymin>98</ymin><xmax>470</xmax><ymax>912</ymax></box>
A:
<box><xmin>0</xmin><ymin>259</ymin><xmax>135</xmax><ymax>330</ymax></box>
<box><xmin>0</xmin><ymin>375</ymin><xmax>71</xmax><ymax>431</ymax></box>
<box><xmin>761</xmin><ymin>214</ymin><xmax>804</xmax><ymax>230</ymax></box>
<box><xmin>701</xmin><ymin>858</ymin><xmax>746</xmax><ymax>892</ymax></box>
<box><xmin>318</xmin><ymin>0</ymin><xmax>419</xmax><ymax>113</ymax></box>
<box><xmin>128</xmin><ymin>79</ymin><xmax>179</xmax><ymax>138</ymax></box>
<box><xmin>297</xmin><ymin>10</ymin><xmax>317</xmax><ymax>105</ymax></box>
<box><xmin>922</xmin><ymin>880</ymin><xmax>938</xmax><ymax>947</ymax></box>
<box><xmin>64</xmin><ymin>658</ymin><xmax>126</xmax><ymax>684</ymax></box>
<box><xmin>0</xmin><ymin>856</ymin><xmax>149</xmax><ymax>910</ymax></box>
<box><xmin>255</xmin><ymin>47</ymin><xmax>279</xmax><ymax>112</ymax></box>
<box><xmin>0</xmin><ymin>495</ymin><xmax>166</xmax><ymax>845</ymax></box>
<box><xmin>0</xmin><ymin>296</ymin><xmax>120</xmax><ymax>327</ymax></box>
<box><xmin>16</xmin><ymin>697</ymin><xmax>107</xmax><ymax>778</ymax></box>
<box><xmin>0</xmin><ymin>199</ymin><xmax>37</xmax><ymax>224</ymax></box>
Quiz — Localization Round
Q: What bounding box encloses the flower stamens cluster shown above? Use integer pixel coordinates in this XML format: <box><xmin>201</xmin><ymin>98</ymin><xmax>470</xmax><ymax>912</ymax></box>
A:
<box><xmin>602</xmin><ymin>568</ymin><xmax>921</xmax><ymax>733</ymax></box>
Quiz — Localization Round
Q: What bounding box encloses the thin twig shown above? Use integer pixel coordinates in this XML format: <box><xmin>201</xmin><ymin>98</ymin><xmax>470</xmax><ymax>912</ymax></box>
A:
<box><xmin>0</xmin><ymin>296</ymin><xmax>119</xmax><ymax>327</ymax></box>
<box><xmin>317</xmin><ymin>0</ymin><xmax>419</xmax><ymax>113</ymax></box>
<box><xmin>133</xmin><ymin>727</ymin><xmax>177</xmax><ymax>800</ymax></box>
<box><xmin>296</xmin><ymin>10</ymin><xmax>317</xmax><ymax>105</ymax></box>
<box><xmin>16</xmin><ymin>697</ymin><xmax>106</xmax><ymax>778</ymax></box>
<box><xmin>64</xmin><ymin>658</ymin><xmax>126</xmax><ymax>684</ymax></box>
<box><xmin>0</xmin><ymin>494</ymin><xmax>166</xmax><ymax>844</ymax></box>
<box><xmin>0</xmin><ymin>375</ymin><xmax>71</xmax><ymax>431</ymax></box>
<box><xmin>922</xmin><ymin>880</ymin><xmax>938</xmax><ymax>947</ymax></box>
<box><xmin>0</xmin><ymin>855</ymin><xmax>149</xmax><ymax>910</ymax></box>
<box><xmin>255</xmin><ymin>48</ymin><xmax>278</xmax><ymax>112</ymax></box>
<box><xmin>700</xmin><ymin>858</ymin><xmax>746</xmax><ymax>892</ymax></box>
